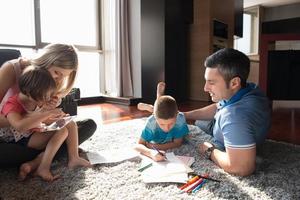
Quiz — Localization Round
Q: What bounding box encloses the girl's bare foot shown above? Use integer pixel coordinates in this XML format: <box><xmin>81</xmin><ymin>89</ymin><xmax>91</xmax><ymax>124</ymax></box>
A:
<box><xmin>35</xmin><ymin>167</ymin><xmax>59</xmax><ymax>182</ymax></box>
<box><xmin>18</xmin><ymin>153</ymin><xmax>43</xmax><ymax>181</ymax></box>
<box><xmin>68</xmin><ymin>157</ymin><xmax>92</xmax><ymax>169</ymax></box>
<box><xmin>18</xmin><ymin>163</ymin><xmax>32</xmax><ymax>181</ymax></box>
<box><xmin>156</xmin><ymin>82</ymin><xmax>166</xmax><ymax>98</ymax></box>
<box><xmin>137</xmin><ymin>103</ymin><xmax>154</xmax><ymax>113</ymax></box>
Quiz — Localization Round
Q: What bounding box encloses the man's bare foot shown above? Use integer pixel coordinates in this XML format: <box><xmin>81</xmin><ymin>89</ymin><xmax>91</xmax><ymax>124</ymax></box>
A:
<box><xmin>137</xmin><ymin>103</ymin><xmax>154</xmax><ymax>113</ymax></box>
<box><xmin>156</xmin><ymin>82</ymin><xmax>166</xmax><ymax>98</ymax></box>
<box><xmin>68</xmin><ymin>157</ymin><xmax>92</xmax><ymax>169</ymax></box>
<box><xmin>35</xmin><ymin>168</ymin><xmax>60</xmax><ymax>182</ymax></box>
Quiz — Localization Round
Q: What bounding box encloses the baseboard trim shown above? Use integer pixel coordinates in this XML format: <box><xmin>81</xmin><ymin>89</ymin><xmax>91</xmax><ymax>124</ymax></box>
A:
<box><xmin>78</xmin><ymin>96</ymin><xmax>142</xmax><ymax>106</ymax></box>
<box><xmin>102</xmin><ymin>96</ymin><xmax>142</xmax><ymax>106</ymax></box>
<box><xmin>78</xmin><ymin>96</ymin><xmax>105</xmax><ymax>105</ymax></box>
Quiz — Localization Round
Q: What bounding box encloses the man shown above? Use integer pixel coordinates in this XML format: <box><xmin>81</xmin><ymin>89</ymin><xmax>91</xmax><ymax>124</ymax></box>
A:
<box><xmin>184</xmin><ymin>48</ymin><xmax>271</xmax><ymax>176</ymax></box>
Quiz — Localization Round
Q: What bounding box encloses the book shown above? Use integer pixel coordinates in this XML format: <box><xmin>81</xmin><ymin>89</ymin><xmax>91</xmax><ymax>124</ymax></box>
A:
<box><xmin>86</xmin><ymin>148</ymin><xmax>139</xmax><ymax>165</ymax></box>
<box><xmin>139</xmin><ymin>152</ymin><xmax>194</xmax><ymax>183</ymax></box>
<box><xmin>176</xmin><ymin>155</ymin><xmax>195</xmax><ymax>167</ymax></box>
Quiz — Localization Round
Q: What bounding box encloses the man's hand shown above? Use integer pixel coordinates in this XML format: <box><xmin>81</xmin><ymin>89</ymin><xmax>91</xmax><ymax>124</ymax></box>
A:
<box><xmin>199</xmin><ymin>141</ymin><xmax>214</xmax><ymax>154</ymax></box>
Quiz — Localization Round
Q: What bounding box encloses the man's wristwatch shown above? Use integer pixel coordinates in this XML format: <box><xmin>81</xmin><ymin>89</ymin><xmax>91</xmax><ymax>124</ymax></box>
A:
<box><xmin>204</xmin><ymin>145</ymin><xmax>215</xmax><ymax>160</ymax></box>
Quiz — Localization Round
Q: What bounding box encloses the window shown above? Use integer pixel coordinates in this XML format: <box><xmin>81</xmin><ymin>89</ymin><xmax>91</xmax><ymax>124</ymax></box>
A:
<box><xmin>39</xmin><ymin>0</ymin><xmax>99</xmax><ymax>48</ymax></box>
<box><xmin>234</xmin><ymin>13</ymin><xmax>252</xmax><ymax>54</ymax></box>
<box><xmin>0</xmin><ymin>0</ymin><xmax>102</xmax><ymax>98</ymax></box>
<box><xmin>234</xmin><ymin>6</ymin><xmax>260</xmax><ymax>55</ymax></box>
<box><xmin>0</xmin><ymin>0</ymin><xmax>35</xmax><ymax>46</ymax></box>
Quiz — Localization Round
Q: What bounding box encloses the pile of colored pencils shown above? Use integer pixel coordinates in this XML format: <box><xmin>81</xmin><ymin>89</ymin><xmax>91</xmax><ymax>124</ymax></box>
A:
<box><xmin>178</xmin><ymin>174</ymin><xmax>220</xmax><ymax>194</ymax></box>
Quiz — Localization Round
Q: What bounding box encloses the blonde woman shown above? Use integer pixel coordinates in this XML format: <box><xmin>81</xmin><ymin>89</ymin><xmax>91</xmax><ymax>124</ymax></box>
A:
<box><xmin>0</xmin><ymin>44</ymin><xmax>96</xmax><ymax>170</ymax></box>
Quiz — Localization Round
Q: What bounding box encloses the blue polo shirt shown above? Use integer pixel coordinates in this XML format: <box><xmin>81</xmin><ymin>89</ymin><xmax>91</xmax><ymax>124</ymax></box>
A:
<box><xmin>141</xmin><ymin>112</ymin><xmax>189</xmax><ymax>144</ymax></box>
<box><xmin>213</xmin><ymin>83</ymin><xmax>271</xmax><ymax>149</ymax></box>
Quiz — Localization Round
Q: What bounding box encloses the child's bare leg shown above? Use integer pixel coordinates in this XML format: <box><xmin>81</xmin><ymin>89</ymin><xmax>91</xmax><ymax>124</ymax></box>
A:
<box><xmin>34</xmin><ymin>128</ymin><xmax>68</xmax><ymax>182</ymax></box>
<box><xmin>65</xmin><ymin>121</ymin><xmax>91</xmax><ymax>169</ymax></box>
<box><xmin>137</xmin><ymin>82</ymin><xmax>165</xmax><ymax>113</ymax></box>
<box><xmin>137</xmin><ymin>103</ymin><xmax>154</xmax><ymax>113</ymax></box>
<box><xmin>157</xmin><ymin>82</ymin><xmax>166</xmax><ymax>98</ymax></box>
<box><xmin>19</xmin><ymin>152</ymin><xmax>43</xmax><ymax>181</ymax></box>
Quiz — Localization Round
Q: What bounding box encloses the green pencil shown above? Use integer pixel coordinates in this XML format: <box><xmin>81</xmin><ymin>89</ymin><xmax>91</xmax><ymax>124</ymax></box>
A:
<box><xmin>138</xmin><ymin>163</ymin><xmax>153</xmax><ymax>172</ymax></box>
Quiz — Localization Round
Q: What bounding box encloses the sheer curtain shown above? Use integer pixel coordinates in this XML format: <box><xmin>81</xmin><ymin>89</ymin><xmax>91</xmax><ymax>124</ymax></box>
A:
<box><xmin>102</xmin><ymin>0</ymin><xmax>133</xmax><ymax>97</ymax></box>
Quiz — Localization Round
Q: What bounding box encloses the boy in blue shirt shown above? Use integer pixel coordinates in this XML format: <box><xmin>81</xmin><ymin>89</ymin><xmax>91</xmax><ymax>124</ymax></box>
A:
<box><xmin>135</xmin><ymin>82</ymin><xmax>189</xmax><ymax>161</ymax></box>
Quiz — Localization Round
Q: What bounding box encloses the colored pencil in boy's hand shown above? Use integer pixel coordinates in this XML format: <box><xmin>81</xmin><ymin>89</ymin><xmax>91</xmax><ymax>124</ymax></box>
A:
<box><xmin>151</xmin><ymin>144</ymin><xmax>167</xmax><ymax>160</ymax></box>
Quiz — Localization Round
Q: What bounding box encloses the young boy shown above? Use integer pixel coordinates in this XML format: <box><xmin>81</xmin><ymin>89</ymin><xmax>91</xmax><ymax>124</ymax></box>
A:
<box><xmin>134</xmin><ymin>82</ymin><xmax>189</xmax><ymax>161</ymax></box>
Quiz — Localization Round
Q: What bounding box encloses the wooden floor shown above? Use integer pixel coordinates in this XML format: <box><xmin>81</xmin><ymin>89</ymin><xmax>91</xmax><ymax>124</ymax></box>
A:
<box><xmin>78</xmin><ymin>101</ymin><xmax>300</xmax><ymax>145</ymax></box>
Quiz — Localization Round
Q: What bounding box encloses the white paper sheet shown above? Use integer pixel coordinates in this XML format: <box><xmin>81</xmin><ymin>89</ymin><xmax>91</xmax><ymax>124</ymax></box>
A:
<box><xmin>86</xmin><ymin>149</ymin><xmax>139</xmax><ymax>165</ymax></box>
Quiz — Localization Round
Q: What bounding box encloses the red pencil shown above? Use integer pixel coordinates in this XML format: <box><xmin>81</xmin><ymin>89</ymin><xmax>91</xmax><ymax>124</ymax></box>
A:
<box><xmin>179</xmin><ymin>176</ymin><xmax>200</xmax><ymax>190</ymax></box>
<box><xmin>184</xmin><ymin>178</ymin><xmax>203</xmax><ymax>193</ymax></box>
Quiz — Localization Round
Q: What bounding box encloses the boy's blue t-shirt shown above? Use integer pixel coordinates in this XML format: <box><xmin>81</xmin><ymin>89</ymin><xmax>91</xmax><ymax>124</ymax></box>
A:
<box><xmin>141</xmin><ymin>112</ymin><xmax>189</xmax><ymax>144</ymax></box>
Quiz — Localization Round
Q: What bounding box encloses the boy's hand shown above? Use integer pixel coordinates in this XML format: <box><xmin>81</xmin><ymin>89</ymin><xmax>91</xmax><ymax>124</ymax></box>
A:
<box><xmin>150</xmin><ymin>149</ymin><xmax>167</xmax><ymax>162</ymax></box>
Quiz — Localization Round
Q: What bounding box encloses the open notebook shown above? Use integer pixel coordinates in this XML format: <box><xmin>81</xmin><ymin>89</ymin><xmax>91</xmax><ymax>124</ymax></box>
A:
<box><xmin>86</xmin><ymin>149</ymin><xmax>194</xmax><ymax>183</ymax></box>
<box><xmin>139</xmin><ymin>152</ymin><xmax>194</xmax><ymax>183</ymax></box>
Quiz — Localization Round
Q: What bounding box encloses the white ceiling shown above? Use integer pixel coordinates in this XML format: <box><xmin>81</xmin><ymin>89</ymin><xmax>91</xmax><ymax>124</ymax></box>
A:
<box><xmin>244</xmin><ymin>0</ymin><xmax>300</xmax><ymax>8</ymax></box>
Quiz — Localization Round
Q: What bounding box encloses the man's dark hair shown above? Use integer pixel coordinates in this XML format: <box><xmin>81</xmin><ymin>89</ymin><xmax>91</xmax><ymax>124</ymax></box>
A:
<box><xmin>154</xmin><ymin>95</ymin><xmax>178</xmax><ymax>120</ymax></box>
<box><xmin>19</xmin><ymin>67</ymin><xmax>56</xmax><ymax>101</ymax></box>
<box><xmin>204</xmin><ymin>48</ymin><xmax>250</xmax><ymax>88</ymax></box>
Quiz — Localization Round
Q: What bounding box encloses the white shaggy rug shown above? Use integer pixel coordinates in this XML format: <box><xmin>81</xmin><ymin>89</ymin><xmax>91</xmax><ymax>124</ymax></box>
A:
<box><xmin>0</xmin><ymin>118</ymin><xmax>300</xmax><ymax>200</ymax></box>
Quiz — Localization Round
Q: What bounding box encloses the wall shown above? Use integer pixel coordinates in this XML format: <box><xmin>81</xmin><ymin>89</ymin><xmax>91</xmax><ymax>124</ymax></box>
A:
<box><xmin>128</xmin><ymin>0</ymin><xmax>142</xmax><ymax>98</ymax></box>
<box><xmin>275</xmin><ymin>40</ymin><xmax>300</xmax><ymax>50</ymax></box>
<box><xmin>261</xmin><ymin>3</ymin><xmax>300</xmax><ymax>108</ymax></box>
<box><xmin>129</xmin><ymin>0</ymin><xmax>191</xmax><ymax>103</ymax></box>
<box><xmin>272</xmin><ymin>41</ymin><xmax>300</xmax><ymax>108</ymax></box>
<box><xmin>188</xmin><ymin>0</ymin><xmax>211</xmax><ymax>101</ymax></box>
<box><xmin>128</xmin><ymin>0</ymin><xmax>236</xmax><ymax>101</ymax></box>
<box><xmin>188</xmin><ymin>0</ymin><xmax>235</xmax><ymax>101</ymax></box>
<box><xmin>248</xmin><ymin>54</ymin><xmax>259</xmax><ymax>84</ymax></box>
<box><xmin>140</xmin><ymin>0</ymin><xmax>165</xmax><ymax>103</ymax></box>
<box><xmin>263</xmin><ymin>3</ymin><xmax>300</xmax><ymax>22</ymax></box>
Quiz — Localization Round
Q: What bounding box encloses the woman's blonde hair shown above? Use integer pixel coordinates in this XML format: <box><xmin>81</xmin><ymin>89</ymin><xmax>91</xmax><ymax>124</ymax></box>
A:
<box><xmin>30</xmin><ymin>43</ymin><xmax>78</xmax><ymax>96</ymax></box>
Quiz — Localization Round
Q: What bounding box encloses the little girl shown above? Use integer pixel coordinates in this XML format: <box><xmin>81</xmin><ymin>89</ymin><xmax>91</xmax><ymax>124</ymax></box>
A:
<box><xmin>0</xmin><ymin>67</ymin><xmax>90</xmax><ymax>182</ymax></box>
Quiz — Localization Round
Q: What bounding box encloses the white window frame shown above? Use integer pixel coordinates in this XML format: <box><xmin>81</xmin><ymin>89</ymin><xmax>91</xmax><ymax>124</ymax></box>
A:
<box><xmin>0</xmin><ymin>0</ymin><xmax>101</xmax><ymax>51</ymax></box>
<box><xmin>0</xmin><ymin>0</ymin><xmax>103</xmax><ymax>98</ymax></box>
<box><xmin>234</xmin><ymin>6</ymin><xmax>261</xmax><ymax>55</ymax></box>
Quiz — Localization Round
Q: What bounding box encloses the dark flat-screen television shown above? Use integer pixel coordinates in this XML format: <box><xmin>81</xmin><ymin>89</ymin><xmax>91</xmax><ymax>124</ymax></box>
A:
<box><xmin>213</xmin><ymin>20</ymin><xmax>228</xmax><ymax>39</ymax></box>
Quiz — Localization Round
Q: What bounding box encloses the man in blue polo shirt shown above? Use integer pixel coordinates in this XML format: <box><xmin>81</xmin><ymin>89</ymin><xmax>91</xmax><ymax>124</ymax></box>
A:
<box><xmin>184</xmin><ymin>48</ymin><xmax>271</xmax><ymax>176</ymax></box>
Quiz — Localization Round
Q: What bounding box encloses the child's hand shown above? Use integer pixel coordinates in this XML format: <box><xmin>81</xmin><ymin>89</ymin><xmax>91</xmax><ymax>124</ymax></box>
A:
<box><xmin>42</xmin><ymin>96</ymin><xmax>62</xmax><ymax>110</ymax></box>
<box><xmin>30</xmin><ymin>123</ymin><xmax>47</xmax><ymax>132</ymax></box>
<box><xmin>150</xmin><ymin>149</ymin><xmax>166</xmax><ymax>162</ymax></box>
<box><xmin>44</xmin><ymin>109</ymin><xmax>67</xmax><ymax>123</ymax></box>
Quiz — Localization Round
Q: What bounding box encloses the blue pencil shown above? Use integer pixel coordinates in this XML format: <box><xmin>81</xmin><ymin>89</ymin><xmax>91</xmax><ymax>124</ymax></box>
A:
<box><xmin>192</xmin><ymin>179</ymin><xmax>207</xmax><ymax>193</ymax></box>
